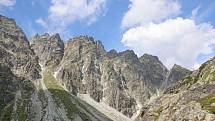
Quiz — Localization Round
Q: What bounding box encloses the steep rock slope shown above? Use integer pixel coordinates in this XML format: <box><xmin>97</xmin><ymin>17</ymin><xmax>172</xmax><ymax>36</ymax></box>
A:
<box><xmin>0</xmin><ymin>15</ymin><xmax>40</xmax><ymax>80</ymax></box>
<box><xmin>0</xmin><ymin>63</ymin><xmax>18</xmax><ymax>120</ymax></box>
<box><xmin>56</xmin><ymin>36</ymin><xmax>105</xmax><ymax>99</ymax></box>
<box><xmin>52</xmin><ymin>36</ymin><xmax>190</xmax><ymax>118</ymax></box>
<box><xmin>163</xmin><ymin>64</ymin><xmax>192</xmax><ymax>89</ymax></box>
<box><xmin>0</xmin><ymin>15</ymin><xmax>111</xmax><ymax>121</ymax></box>
<box><xmin>100</xmin><ymin>50</ymin><xmax>160</xmax><ymax>117</ymax></box>
<box><xmin>30</xmin><ymin>33</ymin><xmax>64</xmax><ymax>69</ymax></box>
<box><xmin>135</xmin><ymin>57</ymin><xmax>215</xmax><ymax>121</ymax></box>
<box><xmin>139</xmin><ymin>54</ymin><xmax>168</xmax><ymax>88</ymax></box>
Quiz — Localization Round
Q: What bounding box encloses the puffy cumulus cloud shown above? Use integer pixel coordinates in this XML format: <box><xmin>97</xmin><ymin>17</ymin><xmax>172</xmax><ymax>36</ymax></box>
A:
<box><xmin>0</xmin><ymin>0</ymin><xmax>16</xmax><ymax>6</ymax></box>
<box><xmin>121</xmin><ymin>0</ymin><xmax>181</xmax><ymax>28</ymax></box>
<box><xmin>36</xmin><ymin>0</ymin><xmax>106</xmax><ymax>34</ymax></box>
<box><xmin>122</xmin><ymin>18</ymin><xmax>215</xmax><ymax>69</ymax></box>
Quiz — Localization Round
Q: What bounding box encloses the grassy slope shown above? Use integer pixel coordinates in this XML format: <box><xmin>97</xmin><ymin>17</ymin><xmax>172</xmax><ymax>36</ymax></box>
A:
<box><xmin>199</xmin><ymin>91</ymin><xmax>215</xmax><ymax>114</ymax></box>
<box><xmin>43</xmin><ymin>70</ymin><xmax>91</xmax><ymax>121</ymax></box>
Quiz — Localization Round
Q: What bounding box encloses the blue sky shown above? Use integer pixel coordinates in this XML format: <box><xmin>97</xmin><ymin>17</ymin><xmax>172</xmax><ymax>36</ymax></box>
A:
<box><xmin>0</xmin><ymin>0</ymin><xmax>215</xmax><ymax>69</ymax></box>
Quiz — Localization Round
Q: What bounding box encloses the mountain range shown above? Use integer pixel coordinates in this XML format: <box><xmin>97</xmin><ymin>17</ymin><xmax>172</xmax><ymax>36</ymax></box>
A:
<box><xmin>0</xmin><ymin>15</ymin><xmax>215</xmax><ymax>121</ymax></box>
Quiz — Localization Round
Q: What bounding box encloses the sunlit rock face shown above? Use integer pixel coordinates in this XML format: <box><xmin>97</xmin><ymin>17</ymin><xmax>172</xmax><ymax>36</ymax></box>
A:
<box><xmin>30</xmin><ymin>33</ymin><xmax>64</xmax><ymax>68</ymax></box>
<box><xmin>0</xmin><ymin>15</ymin><xmax>41</xmax><ymax>80</ymax></box>
<box><xmin>136</xmin><ymin>57</ymin><xmax>215</xmax><ymax>121</ymax></box>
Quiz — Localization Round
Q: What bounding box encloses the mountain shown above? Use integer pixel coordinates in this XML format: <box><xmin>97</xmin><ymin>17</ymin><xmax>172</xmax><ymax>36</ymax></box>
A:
<box><xmin>135</xmin><ymin>57</ymin><xmax>215</xmax><ymax>121</ymax></box>
<box><xmin>0</xmin><ymin>15</ymin><xmax>111</xmax><ymax>121</ymax></box>
<box><xmin>0</xmin><ymin>15</ymin><xmax>41</xmax><ymax>80</ymax></box>
<box><xmin>30</xmin><ymin>33</ymin><xmax>64</xmax><ymax>69</ymax></box>
<box><xmin>1</xmin><ymin>14</ymin><xmax>214</xmax><ymax>121</ymax></box>
<box><xmin>30</xmin><ymin>34</ymin><xmax>191</xmax><ymax>118</ymax></box>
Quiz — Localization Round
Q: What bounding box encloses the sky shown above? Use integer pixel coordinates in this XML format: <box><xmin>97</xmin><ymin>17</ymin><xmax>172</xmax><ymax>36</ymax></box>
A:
<box><xmin>0</xmin><ymin>0</ymin><xmax>215</xmax><ymax>70</ymax></box>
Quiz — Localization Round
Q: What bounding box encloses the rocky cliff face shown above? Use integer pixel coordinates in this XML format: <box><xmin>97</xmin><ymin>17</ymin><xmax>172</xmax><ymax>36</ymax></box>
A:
<box><xmin>0</xmin><ymin>63</ymin><xmax>18</xmax><ymax>117</ymax></box>
<box><xmin>30</xmin><ymin>33</ymin><xmax>64</xmax><ymax>69</ymax></box>
<box><xmin>52</xmin><ymin>36</ymin><xmax>190</xmax><ymax>117</ymax></box>
<box><xmin>55</xmin><ymin>36</ymin><xmax>105</xmax><ymax>99</ymax></box>
<box><xmin>135</xmin><ymin>57</ymin><xmax>215</xmax><ymax>121</ymax></box>
<box><xmin>163</xmin><ymin>64</ymin><xmax>192</xmax><ymax>89</ymax></box>
<box><xmin>139</xmin><ymin>54</ymin><xmax>168</xmax><ymax>88</ymax></box>
<box><xmin>0</xmin><ymin>15</ymin><xmax>111</xmax><ymax>121</ymax></box>
<box><xmin>0</xmin><ymin>15</ymin><xmax>40</xmax><ymax>80</ymax></box>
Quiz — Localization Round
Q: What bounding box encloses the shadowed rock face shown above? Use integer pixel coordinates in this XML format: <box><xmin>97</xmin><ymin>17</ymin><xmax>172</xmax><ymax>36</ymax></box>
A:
<box><xmin>100</xmin><ymin>50</ymin><xmax>158</xmax><ymax>117</ymax></box>
<box><xmin>0</xmin><ymin>63</ymin><xmax>18</xmax><ymax>116</ymax></box>
<box><xmin>30</xmin><ymin>33</ymin><xmax>64</xmax><ymax>68</ymax></box>
<box><xmin>164</xmin><ymin>64</ymin><xmax>192</xmax><ymax>88</ymax></box>
<box><xmin>0</xmin><ymin>15</ymin><xmax>41</xmax><ymax>80</ymax></box>
<box><xmin>139</xmin><ymin>54</ymin><xmax>169</xmax><ymax>88</ymax></box>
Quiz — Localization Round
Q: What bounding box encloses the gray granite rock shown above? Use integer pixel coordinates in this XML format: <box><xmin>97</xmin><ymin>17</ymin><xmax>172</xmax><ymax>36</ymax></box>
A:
<box><xmin>0</xmin><ymin>15</ymin><xmax>41</xmax><ymax>80</ymax></box>
<box><xmin>30</xmin><ymin>33</ymin><xmax>64</xmax><ymax>69</ymax></box>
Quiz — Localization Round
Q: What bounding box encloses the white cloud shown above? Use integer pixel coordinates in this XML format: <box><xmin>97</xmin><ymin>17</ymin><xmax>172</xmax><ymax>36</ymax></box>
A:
<box><xmin>191</xmin><ymin>5</ymin><xmax>201</xmax><ymax>19</ymax></box>
<box><xmin>36</xmin><ymin>0</ymin><xmax>106</xmax><ymax>34</ymax></box>
<box><xmin>36</xmin><ymin>18</ymin><xmax>47</xmax><ymax>27</ymax></box>
<box><xmin>121</xmin><ymin>0</ymin><xmax>181</xmax><ymax>28</ymax></box>
<box><xmin>0</xmin><ymin>0</ymin><xmax>16</xmax><ymax>6</ymax></box>
<box><xmin>122</xmin><ymin>18</ymin><xmax>215</xmax><ymax>69</ymax></box>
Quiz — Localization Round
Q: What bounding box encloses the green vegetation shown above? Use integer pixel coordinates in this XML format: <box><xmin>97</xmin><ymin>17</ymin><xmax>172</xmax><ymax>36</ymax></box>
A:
<box><xmin>17</xmin><ymin>99</ymin><xmax>27</xmax><ymax>121</ymax></box>
<box><xmin>43</xmin><ymin>70</ymin><xmax>91</xmax><ymax>121</ymax></box>
<box><xmin>199</xmin><ymin>91</ymin><xmax>215</xmax><ymax>114</ymax></box>
<box><xmin>1</xmin><ymin>103</ymin><xmax>14</xmax><ymax>121</ymax></box>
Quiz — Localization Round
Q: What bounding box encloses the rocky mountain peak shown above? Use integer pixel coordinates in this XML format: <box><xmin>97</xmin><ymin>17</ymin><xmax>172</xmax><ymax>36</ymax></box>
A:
<box><xmin>106</xmin><ymin>49</ymin><xmax>118</xmax><ymax>58</ymax></box>
<box><xmin>139</xmin><ymin>54</ymin><xmax>160</xmax><ymax>63</ymax></box>
<box><xmin>139</xmin><ymin>54</ymin><xmax>168</xmax><ymax>88</ymax></box>
<box><xmin>0</xmin><ymin>15</ymin><xmax>40</xmax><ymax>80</ymax></box>
<box><xmin>117</xmin><ymin>50</ymin><xmax>138</xmax><ymax>62</ymax></box>
<box><xmin>163</xmin><ymin>64</ymin><xmax>191</xmax><ymax>89</ymax></box>
<box><xmin>0</xmin><ymin>15</ymin><xmax>17</xmax><ymax>29</ymax></box>
<box><xmin>30</xmin><ymin>33</ymin><xmax>64</xmax><ymax>68</ymax></box>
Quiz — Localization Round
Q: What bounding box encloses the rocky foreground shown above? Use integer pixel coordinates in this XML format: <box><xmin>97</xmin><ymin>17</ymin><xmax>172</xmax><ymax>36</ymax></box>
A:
<box><xmin>0</xmin><ymin>14</ymin><xmax>215</xmax><ymax>121</ymax></box>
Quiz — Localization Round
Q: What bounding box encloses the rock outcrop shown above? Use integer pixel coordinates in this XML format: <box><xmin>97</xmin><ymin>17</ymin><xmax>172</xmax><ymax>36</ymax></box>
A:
<box><xmin>163</xmin><ymin>64</ymin><xmax>192</xmax><ymax>89</ymax></box>
<box><xmin>0</xmin><ymin>63</ymin><xmax>18</xmax><ymax>117</ymax></box>
<box><xmin>139</xmin><ymin>54</ymin><xmax>168</xmax><ymax>88</ymax></box>
<box><xmin>30</xmin><ymin>33</ymin><xmax>64</xmax><ymax>68</ymax></box>
<box><xmin>0</xmin><ymin>15</ymin><xmax>41</xmax><ymax>80</ymax></box>
<box><xmin>135</xmin><ymin>57</ymin><xmax>215</xmax><ymax>121</ymax></box>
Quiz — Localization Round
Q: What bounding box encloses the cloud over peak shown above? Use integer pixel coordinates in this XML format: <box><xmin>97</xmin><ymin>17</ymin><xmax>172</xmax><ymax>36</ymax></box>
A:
<box><xmin>36</xmin><ymin>0</ymin><xmax>106</xmax><ymax>34</ymax></box>
<box><xmin>122</xmin><ymin>17</ymin><xmax>215</xmax><ymax>69</ymax></box>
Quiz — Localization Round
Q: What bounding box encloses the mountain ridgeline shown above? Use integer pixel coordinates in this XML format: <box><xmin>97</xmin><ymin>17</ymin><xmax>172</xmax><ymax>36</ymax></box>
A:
<box><xmin>0</xmin><ymin>15</ymin><xmax>215</xmax><ymax>121</ymax></box>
